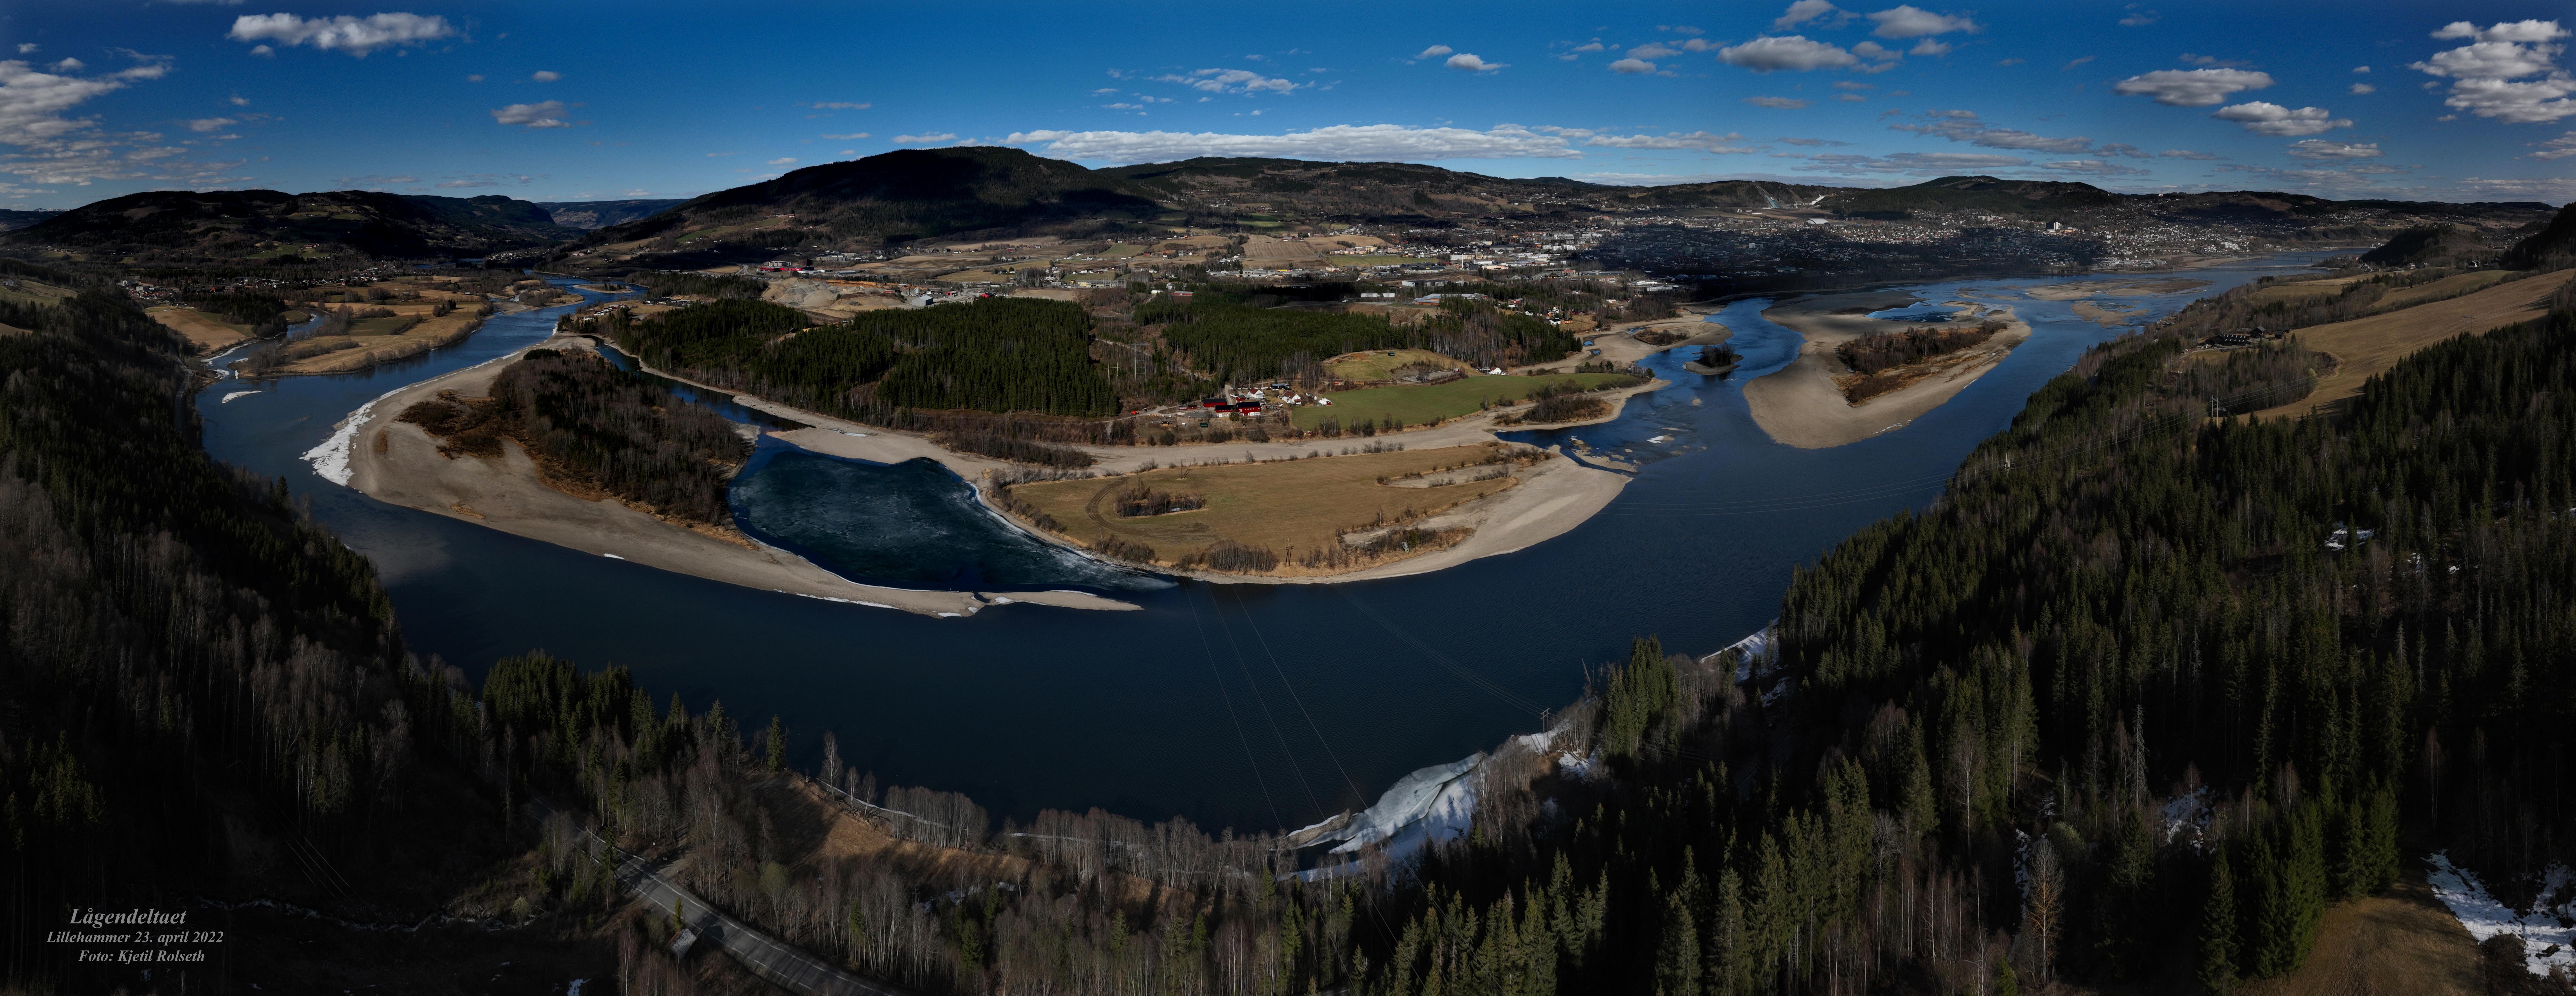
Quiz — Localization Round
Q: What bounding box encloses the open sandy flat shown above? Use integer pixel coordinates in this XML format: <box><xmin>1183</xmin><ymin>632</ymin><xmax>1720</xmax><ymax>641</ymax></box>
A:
<box><xmin>1746</xmin><ymin>292</ymin><xmax>2031</xmax><ymax>449</ymax></box>
<box><xmin>2250</xmin><ymin>269</ymin><xmax>2573</xmax><ymax>420</ymax></box>
<box><xmin>341</xmin><ymin>335</ymin><xmax>1134</xmax><ymax>616</ymax></box>
<box><xmin>2020</xmin><ymin>277</ymin><xmax>2209</xmax><ymax>301</ymax></box>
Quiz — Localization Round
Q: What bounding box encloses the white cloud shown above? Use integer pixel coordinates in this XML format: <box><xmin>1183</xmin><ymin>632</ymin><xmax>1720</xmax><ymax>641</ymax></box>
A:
<box><xmin>1835</xmin><ymin>81</ymin><xmax>1876</xmax><ymax>90</ymax></box>
<box><xmin>2063</xmin><ymin>55</ymin><xmax>2095</xmax><ymax>70</ymax></box>
<box><xmin>1852</xmin><ymin>41</ymin><xmax>1901</xmax><ymax>61</ymax></box>
<box><xmin>0</xmin><ymin>56</ymin><xmax>179</xmax><ymax>184</ymax></box>
<box><xmin>2350</xmin><ymin>83</ymin><xmax>2375</xmax><ymax>95</ymax></box>
<box><xmin>1774</xmin><ymin>1</ymin><xmax>1846</xmax><ymax>30</ymax></box>
<box><xmin>2112</xmin><ymin>68</ymin><xmax>2274</xmax><ymax>106</ymax></box>
<box><xmin>2354</xmin><ymin>65</ymin><xmax>2370</xmax><ymax>73</ymax></box>
<box><xmin>1587</xmin><ymin>130</ymin><xmax>1753</xmax><ymax>152</ymax></box>
<box><xmin>185</xmin><ymin>116</ymin><xmax>237</xmax><ymax>132</ymax></box>
<box><xmin>767</xmin><ymin>157</ymin><xmax>797</xmax><ymax>165</ymax></box>
<box><xmin>1795</xmin><ymin>150</ymin><xmax>2030</xmax><ymax>174</ymax></box>
<box><xmin>227</xmin><ymin>13</ymin><xmax>457</xmax><ymax>57</ymax></box>
<box><xmin>1415</xmin><ymin>45</ymin><xmax>1452</xmax><ymax>60</ymax></box>
<box><xmin>2532</xmin><ymin>132</ymin><xmax>2576</xmax><ymax>160</ymax></box>
<box><xmin>2431</xmin><ymin>20</ymin><xmax>2569</xmax><ymax>44</ymax></box>
<box><xmin>1609</xmin><ymin>58</ymin><xmax>1658</xmax><ymax>74</ymax></box>
<box><xmin>1629</xmin><ymin>43</ymin><xmax>1682</xmax><ymax>60</ymax></box>
<box><xmin>2118</xmin><ymin>5</ymin><xmax>2158</xmax><ymax>27</ymax></box>
<box><xmin>2283</xmin><ymin>139</ymin><xmax>2381</xmax><ymax>159</ymax></box>
<box><xmin>13</xmin><ymin>45</ymin><xmax>33</xmax><ymax>55</ymax></box>
<box><xmin>893</xmin><ymin>133</ymin><xmax>958</xmax><ymax>144</ymax></box>
<box><xmin>812</xmin><ymin>101</ymin><xmax>871</xmax><ymax>110</ymax></box>
<box><xmin>52</xmin><ymin>59</ymin><xmax>86</xmax><ymax>73</ymax></box>
<box><xmin>1910</xmin><ymin>39</ymin><xmax>1953</xmax><ymax>57</ymax></box>
<box><xmin>2210</xmin><ymin>101</ymin><xmax>2350</xmax><ymax>136</ymax></box>
<box><xmin>1445</xmin><ymin>53</ymin><xmax>1505</xmax><ymax>72</ymax></box>
<box><xmin>1568</xmin><ymin>42</ymin><xmax>1604</xmax><ymax>54</ymax></box>
<box><xmin>2038</xmin><ymin>159</ymin><xmax>2148</xmax><ymax>176</ymax></box>
<box><xmin>490</xmin><ymin>100</ymin><xmax>570</xmax><ymax>129</ymax></box>
<box><xmin>1005</xmin><ymin>123</ymin><xmax>1583</xmax><ymax>163</ymax></box>
<box><xmin>2409</xmin><ymin>24</ymin><xmax>2576</xmax><ymax>124</ymax></box>
<box><xmin>1890</xmin><ymin>112</ymin><xmax>2097</xmax><ymax>153</ymax></box>
<box><xmin>1869</xmin><ymin>5</ymin><xmax>1979</xmax><ymax>38</ymax></box>
<box><xmin>228</xmin><ymin>93</ymin><xmax>248</xmax><ymax>105</ymax></box>
<box><xmin>530</xmin><ymin>70</ymin><xmax>560</xmax><ymax>82</ymax></box>
<box><xmin>820</xmin><ymin>132</ymin><xmax>870</xmax><ymax>139</ymax></box>
<box><xmin>1151</xmin><ymin>68</ymin><xmax>1298</xmax><ymax>94</ymax></box>
<box><xmin>465</xmin><ymin>74</ymin><xmax>483</xmax><ymax>82</ymax></box>
<box><xmin>1744</xmin><ymin>96</ymin><xmax>1813</xmax><ymax>109</ymax></box>
<box><xmin>1719</xmin><ymin>36</ymin><xmax>1859</xmax><ymax>73</ymax></box>
<box><xmin>2159</xmin><ymin>148</ymin><xmax>2221</xmax><ymax>159</ymax></box>
<box><xmin>249</xmin><ymin>45</ymin><xmax>273</xmax><ymax>57</ymax></box>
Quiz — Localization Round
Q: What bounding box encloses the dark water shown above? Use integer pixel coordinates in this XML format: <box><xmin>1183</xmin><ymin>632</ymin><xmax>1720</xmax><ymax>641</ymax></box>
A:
<box><xmin>197</xmin><ymin>261</ymin><xmax>2327</xmax><ymax>832</ymax></box>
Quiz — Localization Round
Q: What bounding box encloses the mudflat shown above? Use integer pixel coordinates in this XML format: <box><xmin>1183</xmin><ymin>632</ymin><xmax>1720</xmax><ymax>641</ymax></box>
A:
<box><xmin>1745</xmin><ymin>292</ymin><xmax>2031</xmax><ymax>449</ymax></box>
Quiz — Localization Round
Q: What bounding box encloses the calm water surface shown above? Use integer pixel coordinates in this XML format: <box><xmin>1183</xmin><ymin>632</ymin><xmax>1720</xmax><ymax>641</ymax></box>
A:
<box><xmin>196</xmin><ymin>261</ymin><xmax>2327</xmax><ymax>831</ymax></box>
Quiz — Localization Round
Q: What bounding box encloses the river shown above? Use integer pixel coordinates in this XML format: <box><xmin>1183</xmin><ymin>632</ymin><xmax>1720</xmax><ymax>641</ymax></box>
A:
<box><xmin>196</xmin><ymin>258</ymin><xmax>2328</xmax><ymax>833</ymax></box>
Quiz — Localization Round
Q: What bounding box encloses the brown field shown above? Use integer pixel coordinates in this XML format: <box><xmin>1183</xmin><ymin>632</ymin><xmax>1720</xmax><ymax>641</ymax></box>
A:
<box><xmin>147</xmin><ymin>306</ymin><xmax>254</xmax><ymax>353</ymax></box>
<box><xmin>268</xmin><ymin>310</ymin><xmax>488</xmax><ymax>375</ymax></box>
<box><xmin>0</xmin><ymin>278</ymin><xmax>75</xmax><ymax>309</ymax></box>
<box><xmin>2252</xmin><ymin>269</ymin><xmax>2574</xmax><ymax>419</ymax></box>
<box><xmin>2235</xmin><ymin>870</ymin><xmax>2483</xmax><ymax>996</ymax></box>
<box><xmin>1323</xmin><ymin>348</ymin><xmax>1467</xmax><ymax>381</ymax></box>
<box><xmin>2382</xmin><ymin>269</ymin><xmax>2511</xmax><ymax>309</ymax></box>
<box><xmin>1006</xmin><ymin>445</ymin><xmax>1521</xmax><ymax>568</ymax></box>
<box><xmin>2246</xmin><ymin>275</ymin><xmax>2370</xmax><ymax>304</ymax></box>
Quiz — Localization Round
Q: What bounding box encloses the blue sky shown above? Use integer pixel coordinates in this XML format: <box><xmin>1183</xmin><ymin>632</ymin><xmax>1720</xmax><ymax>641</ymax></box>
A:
<box><xmin>3</xmin><ymin>1</ymin><xmax>2573</xmax><ymax>210</ymax></box>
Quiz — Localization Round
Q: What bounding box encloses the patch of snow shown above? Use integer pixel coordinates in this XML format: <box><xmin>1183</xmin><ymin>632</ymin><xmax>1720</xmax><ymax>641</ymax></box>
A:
<box><xmin>602</xmin><ymin>554</ymin><xmax>625</xmax><ymax>560</ymax></box>
<box><xmin>2425</xmin><ymin>851</ymin><xmax>2576</xmax><ymax>978</ymax></box>
<box><xmin>2158</xmin><ymin>787</ymin><xmax>2212</xmax><ymax>850</ymax></box>
<box><xmin>1647</xmin><ymin>435</ymin><xmax>1673</xmax><ymax>444</ymax></box>
<box><xmin>220</xmin><ymin>390</ymin><xmax>261</xmax><ymax>404</ymax></box>
<box><xmin>1292</xmin><ymin>754</ymin><xmax>1484</xmax><ymax>880</ymax></box>
<box><xmin>1514</xmin><ymin>729</ymin><xmax>1557</xmax><ymax>754</ymax></box>
<box><xmin>1557</xmin><ymin>748</ymin><xmax>1601</xmax><ymax>781</ymax></box>
<box><xmin>1706</xmin><ymin>621</ymin><xmax>1780</xmax><ymax>682</ymax></box>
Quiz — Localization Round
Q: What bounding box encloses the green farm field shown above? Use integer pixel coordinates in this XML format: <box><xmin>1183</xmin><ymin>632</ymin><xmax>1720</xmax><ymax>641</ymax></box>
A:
<box><xmin>1290</xmin><ymin>372</ymin><xmax>1636</xmax><ymax>430</ymax></box>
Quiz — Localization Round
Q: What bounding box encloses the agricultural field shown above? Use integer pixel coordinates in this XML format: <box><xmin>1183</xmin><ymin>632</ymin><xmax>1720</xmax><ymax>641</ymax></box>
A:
<box><xmin>1322</xmin><ymin>348</ymin><xmax>1466</xmax><ymax>381</ymax></box>
<box><xmin>2253</xmin><ymin>269</ymin><xmax>2574</xmax><ymax>419</ymax></box>
<box><xmin>146</xmin><ymin>306</ymin><xmax>257</xmax><ymax>353</ymax></box>
<box><xmin>2246</xmin><ymin>275</ymin><xmax>2368</xmax><ymax>305</ymax></box>
<box><xmin>2381</xmin><ymin>269</ymin><xmax>2510</xmax><ymax>309</ymax></box>
<box><xmin>0</xmin><ymin>276</ymin><xmax>74</xmax><ymax>309</ymax></box>
<box><xmin>1005</xmin><ymin>444</ymin><xmax>1518</xmax><ymax>566</ymax></box>
<box><xmin>1289</xmin><ymin>372</ymin><xmax>1636</xmax><ymax>430</ymax></box>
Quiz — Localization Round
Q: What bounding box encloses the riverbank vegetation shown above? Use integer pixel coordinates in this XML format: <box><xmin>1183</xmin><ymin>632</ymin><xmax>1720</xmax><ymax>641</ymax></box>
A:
<box><xmin>1834</xmin><ymin>318</ymin><xmax>2008</xmax><ymax>403</ymax></box>
<box><xmin>1291</xmin><ymin>371</ymin><xmax>1640</xmax><ymax>431</ymax></box>
<box><xmin>398</xmin><ymin>348</ymin><xmax>749</xmax><ymax>527</ymax></box>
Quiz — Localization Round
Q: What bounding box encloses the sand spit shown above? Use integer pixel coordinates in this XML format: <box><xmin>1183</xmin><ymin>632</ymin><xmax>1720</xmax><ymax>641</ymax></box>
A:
<box><xmin>336</xmin><ymin>335</ymin><xmax>1136</xmax><ymax>616</ymax></box>
<box><xmin>1745</xmin><ymin>292</ymin><xmax>2032</xmax><ymax>449</ymax></box>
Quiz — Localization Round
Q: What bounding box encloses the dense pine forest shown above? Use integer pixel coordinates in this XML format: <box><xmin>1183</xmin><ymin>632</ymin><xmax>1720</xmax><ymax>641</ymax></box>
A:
<box><xmin>603</xmin><ymin>296</ymin><xmax>1117</xmax><ymax>420</ymax></box>
<box><xmin>398</xmin><ymin>348</ymin><xmax>751</xmax><ymax>527</ymax></box>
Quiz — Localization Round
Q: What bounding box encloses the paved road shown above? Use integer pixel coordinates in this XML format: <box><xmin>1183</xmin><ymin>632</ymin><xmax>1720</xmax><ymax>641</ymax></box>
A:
<box><xmin>596</xmin><ymin>838</ymin><xmax>911</xmax><ymax>996</ymax></box>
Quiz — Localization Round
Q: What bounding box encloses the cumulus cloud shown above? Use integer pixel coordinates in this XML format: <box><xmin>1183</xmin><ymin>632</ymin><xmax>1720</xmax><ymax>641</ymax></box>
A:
<box><xmin>2530</xmin><ymin>132</ymin><xmax>2576</xmax><ymax>159</ymax></box>
<box><xmin>2159</xmin><ymin>149</ymin><xmax>2222</xmax><ymax>159</ymax></box>
<box><xmin>1445</xmin><ymin>53</ymin><xmax>1506</xmax><ymax>72</ymax></box>
<box><xmin>2112</xmin><ymin>68</ymin><xmax>2274</xmax><ymax>106</ymax></box>
<box><xmin>227</xmin><ymin>13</ymin><xmax>456</xmax><ymax>57</ymax></box>
<box><xmin>1869</xmin><ymin>5</ymin><xmax>1979</xmax><ymax>38</ymax></box>
<box><xmin>0</xmin><ymin>55</ymin><xmax>177</xmax><ymax>185</ymax></box>
<box><xmin>1609</xmin><ymin>58</ymin><xmax>1658</xmax><ymax>74</ymax></box>
<box><xmin>1719</xmin><ymin>36</ymin><xmax>1859</xmax><ymax>73</ymax></box>
<box><xmin>2350</xmin><ymin>83</ymin><xmax>2375</xmax><ymax>95</ymax></box>
<box><xmin>893</xmin><ymin>133</ymin><xmax>958</xmax><ymax>144</ymax></box>
<box><xmin>530</xmin><ymin>70</ymin><xmax>560</xmax><ymax>82</ymax></box>
<box><xmin>1910</xmin><ymin>39</ymin><xmax>1953</xmax><ymax>57</ymax></box>
<box><xmin>1629</xmin><ymin>43</ymin><xmax>1682</xmax><ymax>60</ymax></box>
<box><xmin>1890</xmin><ymin>111</ymin><xmax>2098</xmax><ymax>153</ymax></box>
<box><xmin>185</xmin><ymin>116</ymin><xmax>238</xmax><ymax>132</ymax></box>
<box><xmin>1744</xmin><ymin>96</ymin><xmax>1812</xmax><ymax>109</ymax></box>
<box><xmin>2211</xmin><ymin>101</ymin><xmax>2350</xmax><ymax>136</ymax></box>
<box><xmin>2284</xmin><ymin>139</ymin><xmax>2381</xmax><ymax>159</ymax></box>
<box><xmin>1773</xmin><ymin>1</ymin><xmax>1846</xmax><ymax>30</ymax></box>
<box><xmin>1152</xmin><ymin>68</ymin><xmax>1298</xmax><ymax>94</ymax></box>
<box><xmin>1005</xmin><ymin>123</ymin><xmax>1584</xmax><ymax>163</ymax></box>
<box><xmin>1415</xmin><ymin>45</ymin><xmax>1452</xmax><ymax>60</ymax></box>
<box><xmin>2039</xmin><ymin>159</ymin><xmax>2149</xmax><ymax>176</ymax></box>
<box><xmin>1587</xmin><ymin>131</ymin><xmax>1753</xmax><ymax>152</ymax></box>
<box><xmin>2118</xmin><ymin>5</ymin><xmax>2158</xmax><ymax>27</ymax></box>
<box><xmin>2410</xmin><ymin>21</ymin><xmax>2576</xmax><ymax>123</ymax></box>
<box><xmin>490</xmin><ymin>100</ymin><xmax>570</xmax><ymax>129</ymax></box>
<box><xmin>1795</xmin><ymin>150</ymin><xmax>2030</xmax><ymax>174</ymax></box>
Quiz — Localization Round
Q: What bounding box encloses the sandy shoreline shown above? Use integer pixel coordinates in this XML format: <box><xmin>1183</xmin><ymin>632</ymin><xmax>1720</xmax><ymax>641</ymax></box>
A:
<box><xmin>334</xmin><ymin>335</ymin><xmax>1138</xmax><ymax>617</ymax></box>
<box><xmin>1745</xmin><ymin>292</ymin><xmax>2032</xmax><ymax>449</ymax></box>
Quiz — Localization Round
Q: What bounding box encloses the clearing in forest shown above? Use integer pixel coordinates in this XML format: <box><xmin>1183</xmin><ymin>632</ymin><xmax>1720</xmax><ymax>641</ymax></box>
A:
<box><xmin>2252</xmin><ymin>269</ymin><xmax>2575</xmax><ymax>420</ymax></box>
<box><xmin>1005</xmin><ymin>444</ymin><xmax>1521</xmax><ymax>568</ymax></box>
<box><xmin>1322</xmin><ymin>348</ymin><xmax>1467</xmax><ymax>381</ymax></box>
<box><xmin>1289</xmin><ymin>372</ymin><xmax>1637</xmax><ymax>431</ymax></box>
<box><xmin>147</xmin><ymin>306</ymin><xmax>255</xmax><ymax>353</ymax></box>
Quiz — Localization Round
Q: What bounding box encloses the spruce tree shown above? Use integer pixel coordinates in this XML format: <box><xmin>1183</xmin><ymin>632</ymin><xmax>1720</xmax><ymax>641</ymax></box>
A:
<box><xmin>2198</xmin><ymin>849</ymin><xmax>2239</xmax><ymax>994</ymax></box>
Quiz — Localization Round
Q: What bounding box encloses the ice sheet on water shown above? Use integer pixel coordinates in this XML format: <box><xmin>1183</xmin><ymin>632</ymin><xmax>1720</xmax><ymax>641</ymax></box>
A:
<box><xmin>2425</xmin><ymin>851</ymin><xmax>2576</xmax><ymax>979</ymax></box>
<box><xmin>221</xmin><ymin>390</ymin><xmax>260</xmax><ymax>403</ymax></box>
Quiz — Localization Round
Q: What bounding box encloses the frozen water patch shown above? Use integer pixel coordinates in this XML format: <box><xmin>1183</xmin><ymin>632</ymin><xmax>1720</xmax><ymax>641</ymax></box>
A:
<box><xmin>221</xmin><ymin>390</ymin><xmax>261</xmax><ymax>404</ymax></box>
<box><xmin>2425</xmin><ymin>851</ymin><xmax>2576</xmax><ymax>978</ymax></box>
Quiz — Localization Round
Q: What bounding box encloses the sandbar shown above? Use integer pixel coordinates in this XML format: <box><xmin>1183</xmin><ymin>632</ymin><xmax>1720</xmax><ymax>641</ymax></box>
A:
<box><xmin>2020</xmin><ymin>278</ymin><xmax>2210</xmax><ymax>301</ymax></box>
<box><xmin>1745</xmin><ymin>292</ymin><xmax>2032</xmax><ymax>449</ymax></box>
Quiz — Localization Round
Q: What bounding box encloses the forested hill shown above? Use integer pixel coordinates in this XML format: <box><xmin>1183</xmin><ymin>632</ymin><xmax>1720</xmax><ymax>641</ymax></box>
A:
<box><xmin>0</xmin><ymin>189</ymin><xmax>579</xmax><ymax>263</ymax></box>
<box><xmin>534</xmin><ymin>198</ymin><xmax>688</xmax><ymax>230</ymax></box>
<box><xmin>1371</xmin><ymin>275</ymin><xmax>2576</xmax><ymax>992</ymax></box>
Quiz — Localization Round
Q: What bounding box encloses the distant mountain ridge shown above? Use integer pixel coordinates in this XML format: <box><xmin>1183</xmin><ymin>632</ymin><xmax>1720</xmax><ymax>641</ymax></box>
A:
<box><xmin>535</xmin><ymin>198</ymin><xmax>688</xmax><ymax>230</ymax></box>
<box><xmin>0</xmin><ymin>190</ymin><xmax>579</xmax><ymax>262</ymax></box>
<box><xmin>0</xmin><ymin>208</ymin><xmax>62</xmax><ymax>233</ymax></box>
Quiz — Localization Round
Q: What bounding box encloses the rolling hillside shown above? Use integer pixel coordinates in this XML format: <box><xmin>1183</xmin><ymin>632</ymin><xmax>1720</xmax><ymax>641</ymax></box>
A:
<box><xmin>0</xmin><ymin>190</ymin><xmax>580</xmax><ymax>262</ymax></box>
<box><xmin>535</xmin><ymin>198</ymin><xmax>688</xmax><ymax>230</ymax></box>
